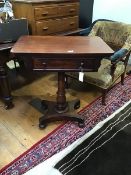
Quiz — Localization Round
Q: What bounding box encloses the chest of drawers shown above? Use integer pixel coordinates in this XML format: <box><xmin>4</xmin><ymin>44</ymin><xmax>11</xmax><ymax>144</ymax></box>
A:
<box><xmin>12</xmin><ymin>0</ymin><xmax>80</xmax><ymax>35</ymax></box>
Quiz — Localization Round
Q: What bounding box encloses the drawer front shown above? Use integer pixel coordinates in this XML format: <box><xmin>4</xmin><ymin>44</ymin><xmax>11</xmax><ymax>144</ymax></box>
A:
<box><xmin>34</xmin><ymin>3</ymin><xmax>79</xmax><ymax>20</ymax></box>
<box><xmin>35</xmin><ymin>16</ymin><xmax>79</xmax><ymax>35</ymax></box>
<box><xmin>34</xmin><ymin>6</ymin><xmax>58</xmax><ymax>20</ymax></box>
<box><xmin>57</xmin><ymin>3</ymin><xmax>79</xmax><ymax>17</ymax></box>
<box><xmin>32</xmin><ymin>58</ymin><xmax>101</xmax><ymax>72</ymax></box>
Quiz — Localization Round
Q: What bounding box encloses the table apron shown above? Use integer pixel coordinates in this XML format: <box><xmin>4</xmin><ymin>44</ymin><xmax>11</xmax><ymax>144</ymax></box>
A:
<box><xmin>32</xmin><ymin>58</ymin><xmax>101</xmax><ymax>72</ymax></box>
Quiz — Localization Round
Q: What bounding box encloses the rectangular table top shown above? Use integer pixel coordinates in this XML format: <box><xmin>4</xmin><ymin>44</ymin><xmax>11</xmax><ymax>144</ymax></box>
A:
<box><xmin>11</xmin><ymin>36</ymin><xmax>114</xmax><ymax>58</ymax></box>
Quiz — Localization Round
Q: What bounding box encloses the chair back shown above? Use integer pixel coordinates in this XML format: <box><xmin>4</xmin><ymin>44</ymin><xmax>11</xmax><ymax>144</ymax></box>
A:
<box><xmin>89</xmin><ymin>21</ymin><xmax>131</xmax><ymax>51</ymax></box>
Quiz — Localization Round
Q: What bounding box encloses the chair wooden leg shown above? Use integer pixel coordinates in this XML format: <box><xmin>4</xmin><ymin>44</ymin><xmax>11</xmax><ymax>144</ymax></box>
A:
<box><xmin>65</xmin><ymin>75</ymin><xmax>74</xmax><ymax>89</ymax></box>
<box><xmin>127</xmin><ymin>70</ymin><xmax>131</xmax><ymax>75</ymax></box>
<box><xmin>65</xmin><ymin>75</ymin><xmax>70</xmax><ymax>89</ymax></box>
<box><xmin>102</xmin><ymin>89</ymin><xmax>107</xmax><ymax>106</ymax></box>
<box><xmin>121</xmin><ymin>73</ymin><xmax>125</xmax><ymax>85</ymax></box>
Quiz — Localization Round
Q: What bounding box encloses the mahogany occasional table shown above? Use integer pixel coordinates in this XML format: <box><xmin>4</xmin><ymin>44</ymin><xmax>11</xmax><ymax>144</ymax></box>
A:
<box><xmin>11</xmin><ymin>36</ymin><xmax>114</xmax><ymax>129</ymax></box>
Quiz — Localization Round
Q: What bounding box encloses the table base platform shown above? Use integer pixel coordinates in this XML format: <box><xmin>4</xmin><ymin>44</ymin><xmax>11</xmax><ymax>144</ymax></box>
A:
<box><xmin>29</xmin><ymin>98</ymin><xmax>85</xmax><ymax>129</ymax></box>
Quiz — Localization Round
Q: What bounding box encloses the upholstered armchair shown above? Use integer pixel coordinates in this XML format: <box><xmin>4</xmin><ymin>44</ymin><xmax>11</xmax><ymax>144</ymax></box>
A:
<box><xmin>66</xmin><ymin>20</ymin><xmax>131</xmax><ymax>105</ymax></box>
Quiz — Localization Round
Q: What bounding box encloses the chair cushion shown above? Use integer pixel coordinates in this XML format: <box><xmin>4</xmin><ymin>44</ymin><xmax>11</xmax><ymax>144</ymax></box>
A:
<box><xmin>67</xmin><ymin>59</ymin><xmax>125</xmax><ymax>89</ymax></box>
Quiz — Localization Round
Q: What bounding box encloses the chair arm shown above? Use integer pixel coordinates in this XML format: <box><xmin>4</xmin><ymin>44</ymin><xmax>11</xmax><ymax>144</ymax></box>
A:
<box><xmin>110</xmin><ymin>49</ymin><xmax>129</xmax><ymax>63</ymax></box>
<box><xmin>109</xmin><ymin>49</ymin><xmax>130</xmax><ymax>80</ymax></box>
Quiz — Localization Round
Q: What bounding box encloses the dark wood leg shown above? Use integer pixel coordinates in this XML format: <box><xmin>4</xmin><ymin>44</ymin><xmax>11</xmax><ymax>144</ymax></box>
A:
<box><xmin>65</xmin><ymin>74</ymin><xmax>69</xmax><ymax>89</ymax></box>
<box><xmin>65</xmin><ymin>74</ymin><xmax>72</xmax><ymax>89</ymax></box>
<box><xmin>121</xmin><ymin>73</ymin><xmax>125</xmax><ymax>85</ymax></box>
<box><xmin>102</xmin><ymin>89</ymin><xmax>107</xmax><ymax>106</ymax></box>
<box><xmin>126</xmin><ymin>70</ymin><xmax>131</xmax><ymax>75</ymax></box>
<box><xmin>0</xmin><ymin>65</ymin><xmax>14</xmax><ymax>109</ymax></box>
<box><xmin>30</xmin><ymin>72</ymin><xmax>84</xmax><ymax>129</ymax></box>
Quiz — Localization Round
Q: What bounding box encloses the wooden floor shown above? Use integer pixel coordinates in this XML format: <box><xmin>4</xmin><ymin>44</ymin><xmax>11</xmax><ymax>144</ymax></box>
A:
<box><xmin>0</xmin><ymin>65</ymin><xmax>130</xmax><ymax>169</ymax></box>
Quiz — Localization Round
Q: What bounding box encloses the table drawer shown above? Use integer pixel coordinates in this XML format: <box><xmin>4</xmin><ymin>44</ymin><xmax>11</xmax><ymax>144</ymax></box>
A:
<box><xmin>32</xmin><ymin>58</ymin><xmax>101</xmax><ymax>71</ymax></box>
<box><xmin>34</xmin><ymin>3</ymin><xmax>79</xmax><ymax>20</ymax></box>
<box><xmin>35</xmin><ymin>16</ymin><xmax>78</xmax><ymax>35</ymax></box>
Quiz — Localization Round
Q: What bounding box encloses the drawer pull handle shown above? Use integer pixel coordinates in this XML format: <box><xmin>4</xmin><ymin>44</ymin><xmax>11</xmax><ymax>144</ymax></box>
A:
<box><xmin>43</xmin><ymin>27</ymin><xmax>48</xmax><ymax>30</ymax></box>
<box><xmin>70</xmin><ymin>22</ymin><xmax>75</xmax><ymax>25</ymax></box>
<box><xmin>42</xmin><ymin>12</ymin><xmax>48</xmax><ymax>16</ymax></box>
<box><xmin>69</xmin><ymin>9</ymin><xmax>75</xmax><ymax>12</ymax></box>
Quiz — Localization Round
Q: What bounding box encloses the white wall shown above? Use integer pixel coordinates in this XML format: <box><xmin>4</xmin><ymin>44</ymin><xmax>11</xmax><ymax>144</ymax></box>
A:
<box><xmin>93</xmin><ymin>0</ymin><xmax>131</xmax><ymax>24</ymax></box>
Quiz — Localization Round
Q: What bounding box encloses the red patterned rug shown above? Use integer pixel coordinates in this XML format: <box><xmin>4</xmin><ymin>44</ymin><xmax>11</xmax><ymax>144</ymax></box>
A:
<box><xmin>0</xmin><ymin>76</ymin><xmax>131</xmax><ymax>175</ymax></box>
